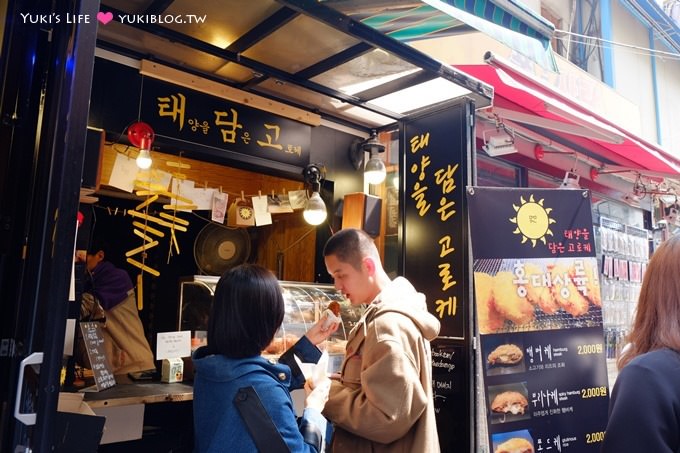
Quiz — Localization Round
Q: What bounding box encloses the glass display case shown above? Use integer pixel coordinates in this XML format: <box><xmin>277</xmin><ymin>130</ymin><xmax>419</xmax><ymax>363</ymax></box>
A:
<box><xmin>178</xmin><ymin>276</ymin><xmax>362</xmax><ymax>371</ymax></box>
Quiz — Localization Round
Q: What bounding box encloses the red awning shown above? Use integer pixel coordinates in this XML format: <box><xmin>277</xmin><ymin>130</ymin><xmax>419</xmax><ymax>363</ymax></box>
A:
<box><xmin>458</xmin><ymin>63</ymin><xmax>680</xmax><ymax>178</ymax></box>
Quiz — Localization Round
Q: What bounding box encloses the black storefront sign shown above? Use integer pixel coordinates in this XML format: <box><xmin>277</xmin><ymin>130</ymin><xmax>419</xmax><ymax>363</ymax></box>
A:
<box><xmin>401</xmin><ymin>101</ymin><xmax>472</xmax><ymax>451</ymax></box>
<box><xmin>139</xmin><ymin>77</ymin><xmax>311</xmax><ymax>166</ymax></box>
<box><xmin>402</xmin><ymin>103</ymin><xmax>469</xmax><ymax>338</ymax></box>
<box><xmin>468</xmin><ymin>187</ymin><xmax>609</xmax><ymax>452</ymax></box>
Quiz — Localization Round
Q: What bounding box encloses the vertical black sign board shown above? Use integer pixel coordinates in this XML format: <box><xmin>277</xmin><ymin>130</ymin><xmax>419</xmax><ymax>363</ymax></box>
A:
<box><xmin>402</xmin><ymin>101</ymin><xmax>473</xmax><ymax>452</ymax></box>
<box><xmin>79</xmin><ymin>322</ymin><xmax>116</xmax><ymax>391</ymax></box>
<box><xmin>467</xmin><ymin>188</ymin><xmax>609</xmax><ymax>452</ymax></box>
<box><xmin>402</xmin><ymin>102</ymin><xmax>470</xmax><ymax>337</ymax></box>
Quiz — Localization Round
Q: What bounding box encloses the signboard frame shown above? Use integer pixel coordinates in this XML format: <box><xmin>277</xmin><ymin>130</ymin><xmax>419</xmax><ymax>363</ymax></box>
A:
<box><xmin>400</xmin><ymin>99</ymin><xmax>476</xmax><ymax>451</ymax></box>
<box><xmin>467</xmin><ymin>187</ymin><xmax>610</xmax><ymax>453</ymax></box>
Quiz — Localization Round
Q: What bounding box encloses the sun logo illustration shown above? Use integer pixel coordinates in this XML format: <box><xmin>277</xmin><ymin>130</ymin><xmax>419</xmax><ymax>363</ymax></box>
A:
<box><xmin>510</xmin><ymin>194</ymin><xmax>556</xmax><ymax>247</ymax></box>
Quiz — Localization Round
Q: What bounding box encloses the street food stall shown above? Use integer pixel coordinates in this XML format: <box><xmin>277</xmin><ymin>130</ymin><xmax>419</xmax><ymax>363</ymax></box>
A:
<box><xmin>1</xmin><ymin>0</ymin><xmax>492</xmax><ymax>451</ymax></box>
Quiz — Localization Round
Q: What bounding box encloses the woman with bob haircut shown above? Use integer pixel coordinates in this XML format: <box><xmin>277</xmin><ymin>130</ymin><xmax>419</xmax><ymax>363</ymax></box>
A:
<box><xmin>602</xmin><ymin>234</ymin><xmax>680</xmax><ymax>452</ymax></box>
<box><xmin>192</xmin><ymin>264</ymin><xmax>335</xmax><ymax>452</ymax></box>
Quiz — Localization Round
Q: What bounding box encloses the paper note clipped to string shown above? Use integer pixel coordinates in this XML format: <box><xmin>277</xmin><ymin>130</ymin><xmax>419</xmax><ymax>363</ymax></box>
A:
<box><xmin>212</xmin><ymin>192</ymin><xmax>228</xmax><ymax>223</ymax></box>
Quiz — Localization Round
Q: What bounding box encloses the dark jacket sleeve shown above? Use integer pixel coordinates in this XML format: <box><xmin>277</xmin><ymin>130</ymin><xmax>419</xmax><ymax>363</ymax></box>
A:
<box><xmin>602</xmin><ymin>358</ymin><xmax>680</xmax><ymax>453</ymax></box>
<box><xmin>279</xmin><ymin>335</ymin><xmax>322</xmax><ymax>390</ymax></box>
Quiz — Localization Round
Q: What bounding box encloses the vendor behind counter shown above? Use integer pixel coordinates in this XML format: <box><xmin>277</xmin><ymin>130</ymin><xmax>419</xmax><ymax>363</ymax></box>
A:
<box><xmin>76</xmin><ymin>238</ymin><xmax>156</xmax><ymax>375</ymax></box>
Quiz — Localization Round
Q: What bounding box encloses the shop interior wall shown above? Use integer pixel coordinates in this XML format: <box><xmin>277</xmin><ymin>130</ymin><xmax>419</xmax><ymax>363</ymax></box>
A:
<box><xmin>86</xmin><ymin>54</ymin><xmax>364</xmax><ymax>344</ymax></box>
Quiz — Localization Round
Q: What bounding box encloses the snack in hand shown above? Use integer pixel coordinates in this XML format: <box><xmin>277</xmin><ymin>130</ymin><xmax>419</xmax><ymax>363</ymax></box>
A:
<box><xmin>328</xmin><ymin>301</ymin><xmax>341</xmax><ymax>317</ymax></box>
<box><xmin>321</xmin><ymin>301</ymin><xmax>342</xmax><ymax>330</ymax></box>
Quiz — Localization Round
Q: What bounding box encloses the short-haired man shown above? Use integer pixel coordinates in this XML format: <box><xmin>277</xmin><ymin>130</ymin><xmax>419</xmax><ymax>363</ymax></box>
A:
<box><xmin>321</xmin><ymin>228</ymin><xmax>441</xmax><ymax>452</ymax></box>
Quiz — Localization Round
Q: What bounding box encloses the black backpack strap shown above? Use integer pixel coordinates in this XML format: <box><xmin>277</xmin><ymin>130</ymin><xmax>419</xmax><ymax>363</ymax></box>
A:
<box><xmin>233</xmin><ymin>386</ymin><xmax>290</xmax><ymax>453</ymax></box>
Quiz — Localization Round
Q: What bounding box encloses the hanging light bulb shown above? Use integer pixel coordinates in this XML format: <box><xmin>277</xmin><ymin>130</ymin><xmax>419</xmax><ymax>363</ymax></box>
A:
<box><xmin>302</xmin><ymin>164</ymin><xmax>327</xmax><ymax>226</ymax></box>
<box><xmin>362</xmin><ymin>130</ymin><xmax>386</xmax><ymax>185</ymax></box>
<box><xmin>365</xmin><ymin>155</ymin><xmax>386</xmax><ymax>185</ymax></box>
<box><xmin>127</xmin><ymin>121</ymin><xmax>155</xmax><ymax>169</ymax></box>
<box><xmin>303</xmin><ymin>191</ymin><xmax>327</xmax><ymax>225</ymax></box>
<box><xmin>136</xmin><ymin>148</ymin><xmax>152</xmax><ymax>169</ymax></box>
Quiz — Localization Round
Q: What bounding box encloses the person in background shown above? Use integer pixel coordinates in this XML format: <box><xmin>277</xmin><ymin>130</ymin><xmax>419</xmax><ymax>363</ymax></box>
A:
<box><xmin>77</xmin><ymin>239</ymin><xmax>155</xmax><ymax>375</ymax></box>
<box><xmin>192</xmin><ymin>264</ymin><xmax>332</xmax><ymax>453</ymax></box>
<box><xmin>319</xmin><ymin>228</ymin><xmax>441</xmax><ymax>452</ymax></box>
<box><xmin>601</xmin><ymin>234</ymin><xmax>680</xmax><ymax>453</ymax></box>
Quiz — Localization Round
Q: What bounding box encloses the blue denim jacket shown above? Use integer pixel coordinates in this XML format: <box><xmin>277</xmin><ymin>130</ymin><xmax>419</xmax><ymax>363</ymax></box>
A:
<box><xmin>193</xmin><ymin>337</ymin><xmax>324</xmax><ymax>452</ymax></box>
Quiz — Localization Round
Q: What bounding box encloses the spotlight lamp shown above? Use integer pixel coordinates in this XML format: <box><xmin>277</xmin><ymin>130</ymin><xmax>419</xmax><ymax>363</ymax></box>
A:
<box><xmin>302</xmin><ymin>164</ymin><xmax>327</xmax><ymax>226</ymax></box>
<box><xmin>482</xmin><ymin>128</ymin><xmax>516</xmax><ymax>157</ymax></box>
<box><xmin>362</xmin><ymin>130</ymin><xmax>386</xmax><ymax>185</ymax></box>
<box><xmin>560</xmin><ymin>170</ymin><xmax>581</xmax><ymax>189</ymax></box>
<box><xmin>127</xmin><ymin>121</ymin><xmax>155</xmax><ymax>169</ymax></box>
<box><xmin>659</xmin><ymin>193</ymin><xmax>678</xmax><ymax>205</ymax></box>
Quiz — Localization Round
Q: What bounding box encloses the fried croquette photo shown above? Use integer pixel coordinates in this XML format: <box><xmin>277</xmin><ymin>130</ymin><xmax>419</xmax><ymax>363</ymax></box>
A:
<box><xmin>474</xmin><ymin>272</ymin><xmax>506</xmax><ymax>333</ymax></box>
<box><xmin>491</xmin><ymin>391</ymin><xmax>528</xmax><ymax>415</ymax></box>
<box><xmin>549</xmin><ymin>264</ymin><xmax>590</xmax><ymax>317</ymax></box>
<box><xmin>487</xmin><ymin>344</ymin><xmax>524</xmax><ymax>366</ymax></box>
<box><xmin>495</xmin><ymin>437</ymin><xmax>534</xmax><ymax>453</ymax></box>
<box><xmin>523</xmin><ymin>263</ymin><xmax>560</xmax><ymax>315</ymax></box>
<box><xmin>493</xmin><ymin>272</ymin><xmax>535</xmax><ymax>326</ymax></box>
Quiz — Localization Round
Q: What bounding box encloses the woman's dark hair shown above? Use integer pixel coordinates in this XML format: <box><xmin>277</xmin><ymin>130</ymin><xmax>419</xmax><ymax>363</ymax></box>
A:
<box><xmin>207</xmin><ymin>264</ymin><xmax>284</xmax><ymax>358</ymax></box>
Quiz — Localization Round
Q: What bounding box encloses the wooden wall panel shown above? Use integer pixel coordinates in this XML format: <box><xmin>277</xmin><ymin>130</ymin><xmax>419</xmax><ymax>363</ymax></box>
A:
<box><xmin>99</xmin><ymin>143</ymin><xmax>316</xmax><ymax>282</ymax></box>
<box><xmin>100</xmin><ymin>143</ymin><xmax>304</xmax><ymax>196</ymax></box>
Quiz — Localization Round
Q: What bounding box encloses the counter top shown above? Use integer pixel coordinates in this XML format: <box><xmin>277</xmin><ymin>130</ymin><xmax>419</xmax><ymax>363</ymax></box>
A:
<box><xmin>82</xmin><ymin>378</ymin><xmax>193</xmax><ymax>408</ymax></box>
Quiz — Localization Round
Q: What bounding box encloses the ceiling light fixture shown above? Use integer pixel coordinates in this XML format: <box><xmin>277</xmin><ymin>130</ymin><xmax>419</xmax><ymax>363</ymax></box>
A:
<box><xmin>127</xmin><ymin>121</ymin><xmax>155</xmax><ymax>169</ymax></box>
<box><xmin>302</xmin><ymin>164</ymin><xmax>327</xmax><ymax>226</ymax></box>
<box><xmin>362</xmin><ymin>130</ymin><xmax>387</xmax><ymax>185</ymax></box>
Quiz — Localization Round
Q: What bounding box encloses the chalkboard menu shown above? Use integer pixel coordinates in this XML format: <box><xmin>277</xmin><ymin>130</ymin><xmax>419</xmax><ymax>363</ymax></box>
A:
<box><xmin>468</xmin><ymin>188</ymin><xmax>609</xmax><ymax>452</ymax></box>
<box><xmin>79</xmin><ymin>322</ymin><xmax>116</xmax><ymax>391</ymax></box>
<box><xmin>431</xmin><ymin>339</ymin><xmax>468</xmax><ymax>451</ymax></box>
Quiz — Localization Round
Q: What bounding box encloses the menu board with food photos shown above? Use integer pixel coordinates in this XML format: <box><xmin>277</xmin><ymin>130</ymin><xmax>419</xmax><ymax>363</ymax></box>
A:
<box><xmin>467</xmin><ymin>187</ymin><xmax>609</xmax><ymax>453</ymax></box>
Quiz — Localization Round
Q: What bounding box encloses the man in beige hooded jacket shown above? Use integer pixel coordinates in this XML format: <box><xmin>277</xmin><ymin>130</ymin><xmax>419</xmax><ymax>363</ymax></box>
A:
<box><xmin>321</xmin><ymin>228</ymin><xmax>441</xmax><ymax>452</ymax></box>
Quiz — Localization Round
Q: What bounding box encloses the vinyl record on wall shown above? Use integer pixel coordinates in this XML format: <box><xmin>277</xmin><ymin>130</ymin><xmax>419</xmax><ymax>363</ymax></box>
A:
<box><xmin>194</xmin><ymin>223</ymin><xmax>252</xmax><ymax>275</ymax></box>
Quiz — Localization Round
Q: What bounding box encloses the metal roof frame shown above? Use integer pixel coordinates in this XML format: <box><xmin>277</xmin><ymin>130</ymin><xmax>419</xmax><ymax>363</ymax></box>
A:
<box><xmin>96</xmin><ymin>0</ymin><xmax>493</xmax><ymax>131</ymax></box>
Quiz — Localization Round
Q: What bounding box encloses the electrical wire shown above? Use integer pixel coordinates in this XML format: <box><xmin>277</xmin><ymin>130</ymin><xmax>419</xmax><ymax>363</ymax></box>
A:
<box><xmin>554</xmin><ymin>28</ymin><xmax>680</xmax><ymax>60</ymax></box>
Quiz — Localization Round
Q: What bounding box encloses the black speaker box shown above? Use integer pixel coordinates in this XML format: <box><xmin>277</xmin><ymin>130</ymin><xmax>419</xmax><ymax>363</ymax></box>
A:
<box><xmin>341</xmin><ymin>193</ymin><xmax>382</xmax><ymax>237</ymax></box>
<box><xmin>82</xmin><ymin>127</ymin><xmax>104</xmax><ymax>189</ymax></box>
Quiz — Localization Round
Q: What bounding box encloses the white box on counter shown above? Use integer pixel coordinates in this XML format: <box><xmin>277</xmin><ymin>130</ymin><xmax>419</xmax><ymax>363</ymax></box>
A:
<box><xmin>161</xmin><ymin>358</ymin><xmax>184</xmax><ymax>383</ymax></box>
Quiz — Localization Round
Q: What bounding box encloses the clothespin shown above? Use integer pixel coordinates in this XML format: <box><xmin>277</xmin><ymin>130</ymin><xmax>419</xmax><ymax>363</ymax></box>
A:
<box><xmin>258</xmin><ymin>190</ymin><xmax>262</xmax><ymax>198</ymax></box>
<box><xmin>240</xmin><ymin>190</ymin><xmax>245</xmax><ymax>202</ymax></box>
<box><xmin>204</xmin><ymin>181</ymin><xmax>208</xmax><ymax>189</ymax></box>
